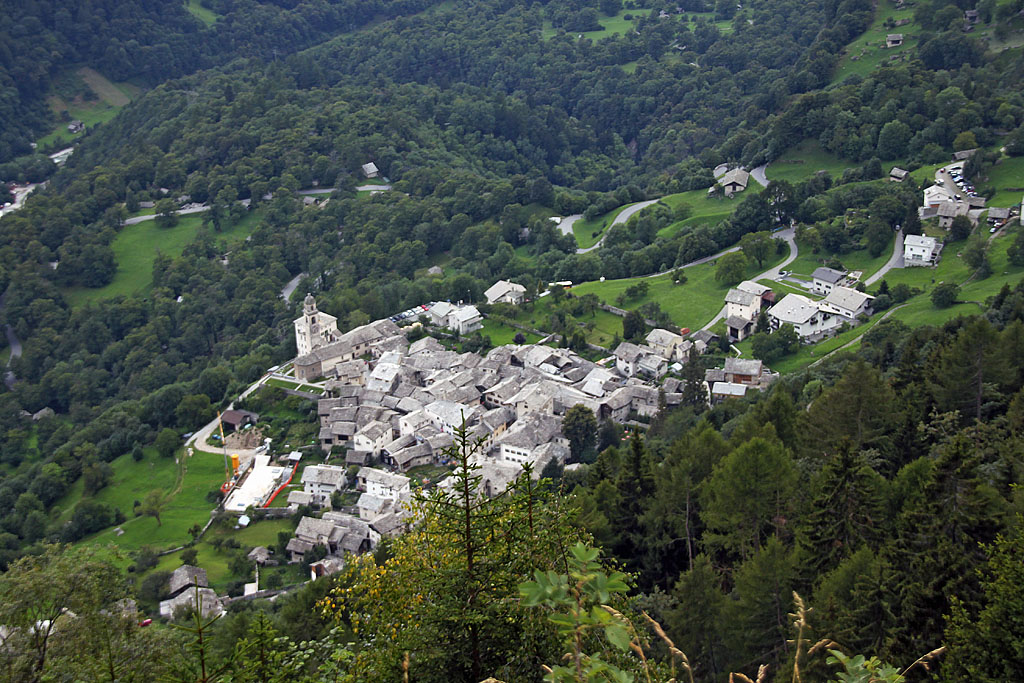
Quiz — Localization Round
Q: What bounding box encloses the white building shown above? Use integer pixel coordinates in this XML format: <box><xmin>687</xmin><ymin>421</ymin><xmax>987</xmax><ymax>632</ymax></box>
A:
<box><xmin>301</xmin><ymin>464</ymin><xmax>348</xmax><ymax>506</ymax></box>
<box><xmin>904</xmin><ymin>234</ymin><xmax>941</xmax><ymax>266</ymax></box>
<box><xmin>767</xmin><ymin>293</ymin><xmax>843</xmax><ymax>339</ymax></box>
<box><xmin>725</xmin><ymin>287</ymin><xmax>761</xmax><ymax>322</ymax></box>
<box><xmin>819</xmin><ymin>286</ymin><xmax>874</xmax><ymax>319</ymax></box>
<box><xmin>359</xmin><ymin>467</ymin><xmax>411</xmax><ymax>499</ymax></box>
<box><xmin>811</xmin><ymin>267</ymin><xmax>846</xmax><ymax>296</ymax></box>
<box><xmin>427</xmin><ymin>302</ymin><xmax>483</xmax><ymax>335</ymax></box>
<box><xmin>352</xmin><ymin>420</ymin><xmax>393</xmax><ymax>456</ymax></box>
<box><xmin>294</xmin><ymin>294</ymin><xmax>341</xmax><ymax>356</ymax></box>
<box><xmin>425</xmin><ymin>400</ymin><xmax>476</xmax><ymax>434</ymax></box>
<box><xmin>484</xmin><ymin>280</ymin><xmax>527</xmax><ymax>305</ymax></box>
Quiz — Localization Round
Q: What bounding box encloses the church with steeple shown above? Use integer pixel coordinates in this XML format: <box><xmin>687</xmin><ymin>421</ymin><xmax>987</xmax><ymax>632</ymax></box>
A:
<box><xmin>294</xmin><ymin>293</ymin><xmax>341</xmax><ymax>356</ymax></box>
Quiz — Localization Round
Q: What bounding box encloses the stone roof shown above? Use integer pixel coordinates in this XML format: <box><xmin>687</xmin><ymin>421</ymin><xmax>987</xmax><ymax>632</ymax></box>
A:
<box><xmin>287</xmin><ymin>490</ymin><xmax>314</xmax><ymax>506</ymax></box>
<box><xmin>822</xmin><ymin>286</ymin><xmax>873</xmax><ymax>314</ymax></box>
<box><xmin>169</xmin><ymin>566</ymin><xmax>209</xmax><ymax>597</ymax></box>
<box><xmin>646</xmin><ymin>328</ymin><xmax>682</xmax><ymax>347</ymax></box>
<box><xmin>726</xmin><ymin>315</ymin><xmax>754</xmax><ymax>330</ymax></box>
<box><xmin>496</xmin><ymin>412</ymin><xmax>564</xmax><ymax>450</ymax></box>
<box><xmin>295</xmin><ymin>516</ymin><xmax>342</xmax><ymax>544</ymax></box>
<box><xmin>484</xmin><ymin>280</ymin><xmax>526</xmax><ymax>303</ymax></box>
<box><xmin>768</xmin><ymin>293</ymin><xmax>819</xmax><ymax>325</ymax></box>
<box><xmin>301</xmin><ymin>464</ymin><xmax>347</xmax><ymax>488</ymax></box>
<box><xmin>359</xmin><ymin>467</ymin><xmax>411</xmax><ymax>491</ymax></box>
<box><xmin>736</xmin><ymin>280</ymin><xmax>771</xmax><ymax>297</ymax></box>
<box><xmin>721</xmin><ymin>168</ymin><xmax>750</xmax><ymax>188</ymax></box>
<box><xmin>712</xmin><ymin>381</ymin><xmax>748</xmax><ymax>398</ymax></box>
<box><xmin>812</xmin><ymin>267</ymin><xmax>845</xmax><ymax>284</ymax></box>
<box><xmin>724</xmin><ymin>357</ymin><xmax>763</xmax><ymax>377</ymax></box>
<box><xmin>614</xmin><ymin>342</ymin><xmax>647</xmax><ymax>363</ymax></box>
<box><xmin>725</xmin><ymin>288</ymin><xmax>758</xmax><ymax>307</ymax></box>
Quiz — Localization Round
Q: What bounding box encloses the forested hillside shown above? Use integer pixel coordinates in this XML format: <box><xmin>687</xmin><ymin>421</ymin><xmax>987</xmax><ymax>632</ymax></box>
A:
<box><xmin>2</xmin><ymin>0</ymin><xmax>1024</xmax><ymax>678</ymax></box>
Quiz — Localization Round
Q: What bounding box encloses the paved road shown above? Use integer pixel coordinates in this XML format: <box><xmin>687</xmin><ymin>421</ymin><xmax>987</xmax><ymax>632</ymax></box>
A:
<box><xmin>299</xmin><ymin>185</ymin><xmax>393</xmax><ymax>194</ymax></box>
<box><xmin>281</xmin><ymin>272</ymin><xmax>306</xmax><ymax>301</ymax></box>
<box><xmin>750</xmin><ymin>164</ymin><xmax>769</xmax><ymax>188</ymax></box>
<box><xmin>0</xmin><ymin>183</ymin><xmax>38</xmax><ymax>219</ymax></box>
<box><xmin>864</xmin><ymin>229</ymin><xmax>904</xmax><ymax>286</ymax></box>
<box><xmin>578</xmin><ymin>199</ymin><xmax>660</xmax><ymax>254</ymax></box>
<box><xmin>701</xmin><ymin>228</ymin><xmax>798</xmax><ymax>331</ymax></box>
<box><xmin>124</xmin><ymin>204</ymin><xmax>210</xmax><ymax>225</ymax></box>
<box><xmin>558</xmin><ymin>214</ymin><xmax>582</xmax><ymax>239</ymax></box>
<box><xmin>0</xmin><ymin>290</ymin><xmax>21</xmax><ymax>389</ymax></box>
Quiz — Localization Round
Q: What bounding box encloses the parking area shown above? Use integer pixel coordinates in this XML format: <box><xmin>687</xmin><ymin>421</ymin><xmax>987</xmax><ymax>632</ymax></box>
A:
<box><xmin>389</xmin><ymin>302</ymin><xmax>432</xmax><ymax>323</ymax></box>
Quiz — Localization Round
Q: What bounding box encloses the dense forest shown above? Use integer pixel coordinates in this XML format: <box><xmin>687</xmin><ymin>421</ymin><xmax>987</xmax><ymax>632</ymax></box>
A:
<box><xmin>2</xmin><ymin>0</ymin><xmax>1024</xmax><ymax>678</ymax></box>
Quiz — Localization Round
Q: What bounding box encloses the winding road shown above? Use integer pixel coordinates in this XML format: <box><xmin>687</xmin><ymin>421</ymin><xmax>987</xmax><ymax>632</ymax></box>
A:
<box><xmin>0</xmin><ymin>290</ymin><xmax>21</xmax><ymax>389</ymax></box>
<box><xmin>124</xmin><ymin>204</ymin><xmax>210</xmax><ymax>225</ymax></box>
<box><xmin>579</xmin><ymin>199</ymin><xmax>661</xmax><ymax>254</ymax></box>
<box><xmin>701</xmin><ymin>228</ymin><xmax>798</xmax><ymax>331</ymax></box>
<box><xmin>281</xmin><ymin>272</ymin><xmax>306</xmax><ymax>301</ymax></box>
<box><xmin>864</xmin><ymin>229</ymin><xmax>904</xmax><ymax>286</ymax></box>
<box><xmin>750</xmin><ymin>164</ymin><xmax>769</xmax><ymax>188</ymax></box>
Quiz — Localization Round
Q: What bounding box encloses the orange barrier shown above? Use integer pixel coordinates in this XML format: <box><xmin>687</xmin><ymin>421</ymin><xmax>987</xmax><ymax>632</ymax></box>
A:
<box><xmin>263</xmin><ymin>460</ymin><xmax>299</xmax><ymax>507</ymax></box>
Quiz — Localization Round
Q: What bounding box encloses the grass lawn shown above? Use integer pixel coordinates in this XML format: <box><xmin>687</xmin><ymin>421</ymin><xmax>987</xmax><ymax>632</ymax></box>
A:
<box><xmin>764</xmin><ymin>140</ymin><xmax>856</xmax><ymax>183</ymax></box>
<box><xmin>570</xmin><ymin>246</ymin><xmax>789</xmax><ymax>332</ymax></box>
<box><xmin>266</xmin><ymin>378</ymin><xmax>301</xmax><ymax>391</ymax></box>
<box><xmin>78</xmin><ymin>448</ymin><xmax>227</xmax><ymax>557</ymax></box>
<box><xmin>979</xmin><ymin>155</ymin><xmax>1024</xmax><ymax>207</ymax></box>
<box><xmin>785</xmin><ymin>234</ymin><xmax>895</xmax><ymax>281</ymax></box>
<box><xmin>542</xmin><ymin>9</ymin><xmax>635</xmax><ymax>40</ymax></box>
<box><xmin>657</xmin><ymin>189</ymin><xmax>739</xmax><ymax>238</ymax></box>
<box><xmin>406</xmin><ymin>464</ymin><xmax>453</xmax><ymax>488</ymax></box>
<box><xmin>186</xmin><ymin>0</ymin><xmax>220</xmax><ymax>25</ymax></box>
<box><xmin>479</xmin><ymin>318</ymin><xmax>540</xmax><ymax>346</ymax></box>
<box><xmin>572</xmin><ymin>204</ymin><xmax>633</xmax><ymax>248</ymax></box>
<box><xmin>831</xmin><ymin>0</ymin><xmax>919</xmax><ymax>85</ymax></box>
<box><xmin>62</xmin><ymin>210</ymin><xmax>260</xmax><ymax>307</ymax></box>
<box><xmin>37</xmin><ymin>68</ymin><xmax>141</xmax><ymax>149</ymax></box>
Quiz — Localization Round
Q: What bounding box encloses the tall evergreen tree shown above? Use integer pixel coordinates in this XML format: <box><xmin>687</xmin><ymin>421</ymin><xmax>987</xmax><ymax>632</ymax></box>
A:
<box><xmin>796</xmin><ymin>444</ymin><xmax>886</xmax><ymax>581</ymax></box>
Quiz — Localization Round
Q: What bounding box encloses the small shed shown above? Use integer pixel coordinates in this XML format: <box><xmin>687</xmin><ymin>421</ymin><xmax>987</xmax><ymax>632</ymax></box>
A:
<box><xmin>886</xmin><ymin>33</ymin><xmax>903</xmax><ymax>48</ymax></box>
<box><xmin>220</xmin><ymin>409</ymin><xmax>259</xmax><ymax>433</ymax></box>
<box><xmin>361</xmin><ymin>162</ymin><xmax>379</xmax><ymax>178</ymax></box>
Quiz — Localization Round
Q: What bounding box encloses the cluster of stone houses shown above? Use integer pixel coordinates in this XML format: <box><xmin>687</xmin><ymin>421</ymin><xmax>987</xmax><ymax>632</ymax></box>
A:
<box><xmin>159</xmin><ymin>566</ymin><xmax>223</xmax><ymax>619</ymax></box>
<box><xmin>612</xmin><ymin>327</ymin><xmax>710</xmax><ymax>379</ymax></box>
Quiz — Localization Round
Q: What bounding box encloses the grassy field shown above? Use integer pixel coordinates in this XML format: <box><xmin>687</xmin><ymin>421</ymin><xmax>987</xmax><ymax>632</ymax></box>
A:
<box><xmin>479</xmin><ymin>318</ymin><xmax>540</xmax><ymax>346</ymax></box>
<box><xmin>570</xmin><ymin>246</ymin><xmax>789</xmax><ymax>333</ymax></box>
<box><xmin>764</xmin><ymin>140</ymin><xmax>855</xmax><ymax>183</ymax></box>
<box><xmin>784</xmin><ymin>233</ymin><xmax>895</xmax><ymax>281</ymax></box>
<box><xmin>657</xmin><ymin>189</ymin><xmax>738</xmax><ymax>238</ymax></box>
<box><xmin>74</xmin><ymin>448</ymin><xmax>227</xmax><ymax>556</ymax></box>
<box><xmin>186</xmin><ymin>0</ymin><xmax>220</xmax><ymax>25</ymax></box>
<box><xmin>831</xmin><ymin>0</ymin><xmax>919</xmax><ymax>84</ymax></box>
<box><xmin>37</xmin><ymin>68</ymin><xmax>141</xmax><ymax>149</ymax></box>
<box><xmin>542</xmin><ymin>9</ymin><xmax>635</xmax><ymax>40</ymax></box>
<box><xmin>979</xmin><ymin>155</ymin><xmax>1024</xmax><ymax>207</ymax></box>
<box><xmin>62</xmin><ymin>210</ymin><xmax>261</xmax><ymax>307</ymax></box>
